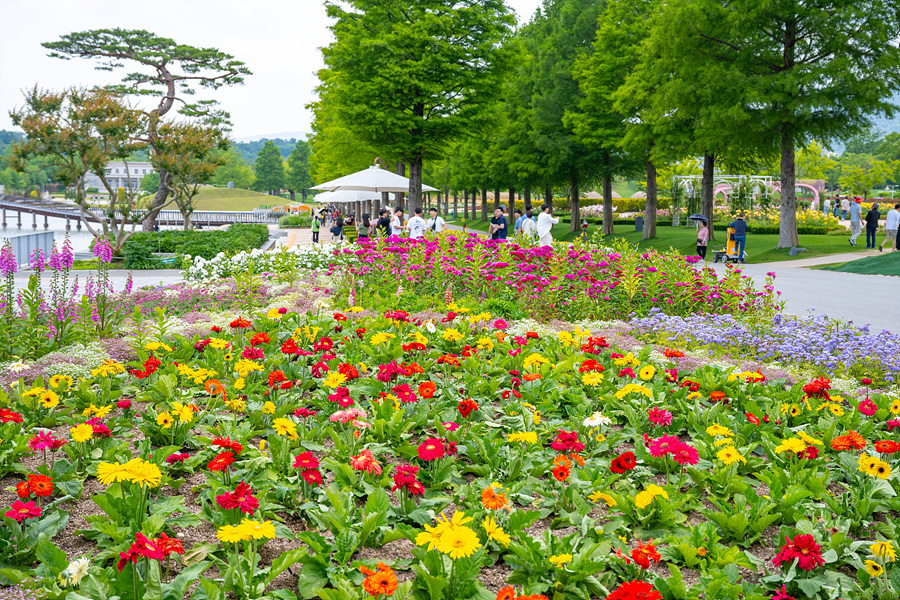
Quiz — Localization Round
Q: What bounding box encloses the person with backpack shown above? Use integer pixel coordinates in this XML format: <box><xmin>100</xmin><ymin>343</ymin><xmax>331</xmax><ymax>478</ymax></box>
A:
<box><xmin>865</xmin><ymin>203</ymin><xmax>881</xmax><ymax>249</ymax></box>
<box><xmin>310</xmin><ymin>211</ymin><xmax>321</xmax><ymax>244</ymax></box>
<box><xmin>426</xmin><ymin>207</ymin><xmax>446</xmax><ymax>233</ymax></box>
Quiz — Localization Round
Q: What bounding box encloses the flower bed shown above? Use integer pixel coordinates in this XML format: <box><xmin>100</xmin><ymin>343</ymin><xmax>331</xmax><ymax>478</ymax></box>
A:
<box><xmin>0</xmin><ymin>272</ymin><xmax>898</xmax><ymax>600</ymax></box>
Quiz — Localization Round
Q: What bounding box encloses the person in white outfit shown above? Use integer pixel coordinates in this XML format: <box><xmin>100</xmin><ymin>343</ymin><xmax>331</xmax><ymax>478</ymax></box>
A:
<box><xmin>522</xmin><ymin>208</ymin><xmax>538</xmax><ymax>239</ymax></box>
<box><xmin>426</xmin><ymin>207</ymin><xmax>446</xmax><ymax>233</ymax></box>
<box><xmin>407</xmin><ymin>207</ymin><xmax>427</xmax><ymax>239</ymax></box>
<box><xmin>536</xmin><ymin>204</ymin><xmax>559</xmax><ymax>247</ymax></box>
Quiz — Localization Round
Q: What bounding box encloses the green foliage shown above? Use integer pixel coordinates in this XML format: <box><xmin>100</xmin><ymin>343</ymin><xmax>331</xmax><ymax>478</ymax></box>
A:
<box><xmin>252</xmin><ymin>140</ymin><xmax>286</xmax><ymax>193</ymax></box>
<box><xmin>140</xmin><ymin>171</ymin><xmax>161</xmax><ymax>194</ymax></box>
<box><xmin>278</xmin><ymin>214</ymin><xmax>312</xmax><ymax>228</ymax></box>
<box><xmin>123</xmin><ymin>223</ymin><xmax>269</xmax><ymax>268</ymax></box>
<box><xmin>286</xmin><ymin>140</ymin><xmax>314</xmax><ymax>199</ymax></box>
<box><xmin>210</xmin><ymin>147</ymin><xmax>256</xmax><ymax>189</ymax></box>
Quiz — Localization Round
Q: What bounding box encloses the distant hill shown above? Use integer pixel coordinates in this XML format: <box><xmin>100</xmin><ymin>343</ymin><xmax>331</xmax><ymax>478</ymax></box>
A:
<box><xmin>234</xmin><ymin>131</ymin><xmax>309</xmax><ymax>143</ymax></box>
<box><xmin>0</xmin><ymin>130</ymin><xmax>24</xmax><ymax>155</ymax></box>
<box><xmin>232</xmin><ymin>138</ymin><xmax>300</xmax><ymax>162</ymax></box>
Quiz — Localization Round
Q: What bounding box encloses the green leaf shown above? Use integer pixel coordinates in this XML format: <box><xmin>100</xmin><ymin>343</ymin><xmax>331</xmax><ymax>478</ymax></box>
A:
<box><xmin>36</xmin><ymin>533</ymin><xmax>69</xmax><ymax>572</ymax></box>
<box><xmin>191</xmin><ymin>578</ymin><xmax>225</xmax><ymax>600</ymax></box>
<box><xmin>265</xmin><ymin>549</ymin><xmax>307</xmax><ymax>586</ymax></box>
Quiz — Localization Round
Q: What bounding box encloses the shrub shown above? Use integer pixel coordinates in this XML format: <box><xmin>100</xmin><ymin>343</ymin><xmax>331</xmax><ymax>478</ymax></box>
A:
<box><xmin>123</xmin><ymin>223</ymin><xmax>270</xmax><ymax>268</ymax></box>
<box><xmin>279</xmin><ymin>214</ymin><xmax>312</xmax><ymax>228</ymax></box>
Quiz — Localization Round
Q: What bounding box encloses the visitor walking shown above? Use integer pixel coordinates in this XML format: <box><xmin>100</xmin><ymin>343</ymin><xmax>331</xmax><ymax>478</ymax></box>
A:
<box><xmin>849</xmin><ymin>198</ymin><xmax>862</xmax><ymax>246</ymax></box>
<box><xmin>536</xmin><ymin>204</ymin><xmax>558</xmax><ymax>247</ymax></box>
<box><xmin>841</xmin><ymin>196</ymin><xmax>850</xmax><ymax>220</ymax></box>
<box><xmin>823</xmin><ymin>197</ymin><xmax>831</xmax><ymax>216</ymax></box>
<box><xmin>522</xmin><ymin>208</ymin><xmax>537</xmax><ymax>239</ymax></box>
<box><xmin>343</xmin><ymin>215</ymin><xmax>358</xmax><ymax>243</ymax></box>
<box><xmin>407</xmin><ymin>207</ymin><xmax>427</xmax><ymax>239</ymax></box>
<box><xmin>390</xmin><ymin>208</ymin><xmax>405</xmax><ymax>237</ymax></box>
<box><xmin>376</xmin><ymin>208</ymin><xmax>391</xmax><ymax>237</ymax></box>
<box><xmin>727</xmin><ymin>214</ymin><xmax>748</xmax><ymax>263</ymax></box>
<box><xmin>865</xmin><ymin>203</ymin><xmax>881</xmax><ymax>249</ymax></box>
<box><xmin>696</xmin><ymin>221</ymin><xmax>709</xmax><ymax>260</ymax></box>
<box><xmin>359</xmin><ymin>214</ymin><xmax>373</xmax><ymax>239</ymax></box>
<box><xmin>311</xmin><ymin>211</ymin><xmax>321</xmax><ymax>244</ymax></box>
<box><xmin>489</xmin><ymin>207</ymin><xmax>508</xmax><ymax>240</ymax></box>
<box><xmin>426</xmin><ymin>207</ymin><xmax>446</xmax><ymax>233</ymax></box>
<box><xmin>880</xmin><ymin>203</ymin><xmax>899</xmax><ymax>252</ymax></box>
<box><xmin>513</xmin><ymin>209</ymin><xmax>524</xmax><ymax>234</ymax></box>
<box><xmin>331</xmin><ymin>212</ymin><xmax>344</xmax><ymax>241</ymax></box>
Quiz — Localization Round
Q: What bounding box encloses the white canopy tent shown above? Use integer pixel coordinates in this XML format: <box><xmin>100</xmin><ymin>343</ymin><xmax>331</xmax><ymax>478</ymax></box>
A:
<box><xmin>312</xmin><ymin>165</ymin><xmax>438</xmax><ymax>194</ymax></box>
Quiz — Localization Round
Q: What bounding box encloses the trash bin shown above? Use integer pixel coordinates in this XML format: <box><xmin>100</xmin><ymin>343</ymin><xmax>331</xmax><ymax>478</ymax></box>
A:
<box><xmin>635</xmin><ymin>216</ymin><xmax>644</xmax><ymax>232</ymax></box>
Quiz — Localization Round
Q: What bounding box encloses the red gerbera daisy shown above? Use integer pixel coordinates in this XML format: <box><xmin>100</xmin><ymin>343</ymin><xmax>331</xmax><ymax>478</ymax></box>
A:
<box><xmin>212</xmin><ymin>436</ymin><xmax>243</xmax><ymax>455</ymax></box>
<box><xmin>606</xmin><ymin>580</ymin><xmax>662</xmax><ymax>600</ymax></box>
<box><xmin>216</xmin><ymin>481</ymin><xmax>259</xmax><ymax>514</ymax></box>
<box><xmin>154</xmin><ymin>532</ymin><xmax>184</xmax><ymax>557</ymax></box>
<box><xmin>208</xmin><ymin>451</ymin><xmax>236</xmax><ymax>472</ymax></box>
<box><xmin>418</xmin><ymin>438</ymin><xmax>445</xmax><ymax>461</ymax></box>
<box><xmin>293</xmin><ymin>451</ymin><xmax>320</xmax><ymax>470</ymax></box>
<box><xmin>631</xmin><ymin>539</ymin><xmax>661</xmax><ymax>569</ymax></box>
<box><xmin>230</xmin><ymin>317</ymin><xmax>251</xmax><ymax>329</ymax></box>
<box><xmin>302</xmin><ymin>468</ymin><xmax>323</xmax><ymax>486</ymax></box>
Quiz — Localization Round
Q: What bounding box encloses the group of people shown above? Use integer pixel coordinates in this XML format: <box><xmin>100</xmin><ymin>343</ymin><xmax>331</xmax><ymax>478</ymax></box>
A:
<box><xmin>694</xmin><ymin>215</ymin><xmax>749</xmax><ymax>263</ymax></box>
<box><xmin>311</xmin><ymin>206</ymin><xmax>448</xmax><ymax>242</ymax></box>
<box><xmin>851</xmin><ymin>201</ymin><xmax>900</xmax><ymax>251</ymax></box>
<box><xmin>311</xmin><ymin>203</ymin><xmax>563</xmax><ymax>247</ymax></box>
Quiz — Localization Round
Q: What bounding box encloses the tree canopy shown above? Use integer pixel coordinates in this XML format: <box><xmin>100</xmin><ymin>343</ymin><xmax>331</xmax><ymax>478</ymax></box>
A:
<box><xmin>253</xmin><ymin>141</ymin><xmax>286</xmax><ymax>195</ymax></box>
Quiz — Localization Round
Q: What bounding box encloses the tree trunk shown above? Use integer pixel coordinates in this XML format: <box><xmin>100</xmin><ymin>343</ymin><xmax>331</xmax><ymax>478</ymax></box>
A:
<box><xmin>509</xmin><ymin>187</ymin><xmax>515</xmax><ymax>212</ymax></box>
<box><xmin>545</xmin><ymin>186</ymin><xmax>553</xmax><ymax>209</ymax></box>
<box><xmin>481</xmin><ymin>188</ymin><xmax>487</xmax><ymax>222</ymax></box>
<box><xmin>602</xmin><ymin>175</ymin><xmax>614</xmax><ymax>235</ymax></box>
<box><xmin>408</xmin><ymin>159</ymin><xmax>423</xmax><ymax>213</ymax></box>
<box><xmin>464</xmin><ymin>189</ymin><xmax>469</xmax><ymax>220</ymax></box>
<box><xmin>524</xmin><ymin>185</ymin><xmax>531</xmax><ymax>209</ymax></box>
<box><xmin>494</xmin><ymin>189</ymin><xmax>500</xmax><ymax>211</ymax></box>
<box><xmin>453</xmin><ymin>191</ymin><xmax>458</xmax><ymax>217</ymax></box>
<box><xmin>642</xmin><ymin>155</ymin><xmax>658</xmax><ymax>241</ymax></box>
<box><xmin>142</xmin><ymin>168</ymin><xmax>170</xmax><ymax>231</ymax></box>
<box><xmin>395</xmin><ymin>161</ymin><xmax>405</xmax><ymax>210</ymax></box>
<box><xmin>472</xmin><ymin>188</ymin><xmax>478</xmax><ymax>221</ymax></box>
<box><xmin>778</xmin><ymin>125</ymin><xmax>799</xmax><ymax>248</ymax></box>
<box><xmin>381</xmin><ymin>191</ymin><xmax>390</xmax><ymax>211</ymax></box>
<box><xmin>182</xmin><ymin>210</ymin><xmax>192</xmax><ymax>231</ymax></box>
<box><xmin>569</xmin><ymin>173</ymin><xmax>580</xmax><ymax>234</ymax></box>
<box><xmin>702</xmin><ymin>152</ymin><xmax>716</xmax><ymax>242</ymax></box>
<box><xmin>289</xmin><ymin>189</ymin><xmax>296</xmax><ymax>202</ymax></box>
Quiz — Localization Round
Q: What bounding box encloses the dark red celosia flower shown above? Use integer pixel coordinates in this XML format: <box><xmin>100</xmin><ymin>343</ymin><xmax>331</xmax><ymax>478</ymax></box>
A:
<box><xmin>194</xmin><ymin>339</ymin><xmax>210</xmax><ymax>353</ymax></box>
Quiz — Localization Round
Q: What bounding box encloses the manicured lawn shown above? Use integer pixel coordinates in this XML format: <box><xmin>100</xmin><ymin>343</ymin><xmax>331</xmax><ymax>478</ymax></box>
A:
<box><xmin>818</xmin><ymin>252</ymin><xmax>900</xmax><ymax>276</ymax></box>
<box><xmin>450</xmin><ymin>217</ymin><xmax>874</xmax><ymax>264</ymax></box>
<box><xmin>191</xmin><ymin>187</ymin><xmax>281</xmax><ymax>211</ymax></box>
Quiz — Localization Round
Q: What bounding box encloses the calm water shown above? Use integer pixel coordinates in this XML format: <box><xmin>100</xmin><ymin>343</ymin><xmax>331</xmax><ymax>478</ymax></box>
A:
<box><xmin>0</xmin><ymin>215</ymin><xmax>177</xmax><ymax>254</ymax></box>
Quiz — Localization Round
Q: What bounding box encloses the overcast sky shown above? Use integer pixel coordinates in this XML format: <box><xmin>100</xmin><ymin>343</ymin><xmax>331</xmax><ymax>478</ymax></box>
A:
<box><xmin>0</xmin><ymin>0</ymin><xmax>544</xmax><ymax>140</ymax></box>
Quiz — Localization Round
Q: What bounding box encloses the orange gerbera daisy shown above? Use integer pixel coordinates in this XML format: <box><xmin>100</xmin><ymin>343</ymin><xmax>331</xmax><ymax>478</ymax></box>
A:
<box><xmin>495</xmin><ymin>586</ymin><xmax>517</xmax><ymax>600</ymax></box>
<box><xmin>830</xmin><ymin>435</ymin><xmax>852</xmax><ymax>451</ymax></box>
<box><xmin>481</xmin><ymin>485</ymin><xmax>509</xmax><ymax>510</ymax></box>
<box><xmin>552</xmin><ymin>463</ymin><xmax>571</xmax><ymax>482</ymax></box>
<box><xmin>360</xmin><ymin>562</ymin><xmax>398</xmax><ymax>597</ymax></box>
<box><xmin>553</xmin><ymin>455</ymin><xmax>572</xmax><ymax>468</ymax></box>
<box><xmin>847</xmin><ymin>430</ymin><xmax>866</xmax><ymax>450</ymax></box>
<box><xmin>568</xmin><ymin>453</ymin><xmax>585</xmax><ymax>467</ymax></box>
<box><xmin>523</xmin><ymin>373</ymin><xmax>542</xmax><ymax>382</ymax></box>
<box><xmin>26</xmin><ymin>474</ymin><xmax>53</xmax><ymax>497</ymax></box>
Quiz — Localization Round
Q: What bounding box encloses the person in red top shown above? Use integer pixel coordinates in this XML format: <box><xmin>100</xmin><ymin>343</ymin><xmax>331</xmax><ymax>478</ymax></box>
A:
<box><xmin>696</xmin><ymin>221</ymin><xmax>709</xmax><ymax>260</ymax></box>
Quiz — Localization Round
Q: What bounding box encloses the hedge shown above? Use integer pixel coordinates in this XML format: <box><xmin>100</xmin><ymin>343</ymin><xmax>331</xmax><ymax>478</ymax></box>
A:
<box><xmin>123</xmin><ymin>223</ymin><xmax>270</xmax><ymax>269</ymax></box>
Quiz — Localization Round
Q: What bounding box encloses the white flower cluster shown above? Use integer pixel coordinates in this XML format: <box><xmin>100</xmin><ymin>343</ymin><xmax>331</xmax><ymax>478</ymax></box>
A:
<box><xmin>182</xmin><ymin>245</ymin><xmax>345</xmax><ymax>282</ymax></box>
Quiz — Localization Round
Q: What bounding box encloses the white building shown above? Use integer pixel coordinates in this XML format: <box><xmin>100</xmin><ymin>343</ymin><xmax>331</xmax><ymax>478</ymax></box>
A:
<box><xmin>83</xmin><ymin>161</ymin><xmax>155</xmax><ymax>192</ymax></box>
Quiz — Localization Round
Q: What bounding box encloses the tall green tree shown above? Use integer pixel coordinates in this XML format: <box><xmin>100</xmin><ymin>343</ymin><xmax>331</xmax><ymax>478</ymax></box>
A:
<box><xmin>286</xmin><ymin>140</ymin><xmax>314</xmax><ymax>202</ymax></box>
<box><xmin>9</xmin><ymin>86</ymin><xmax>147</xmax><ymax>251</ymax></box>
<box><xmin>43</xmin><ymin>29</ymin><xmax>250</xmax><ymax>230</ymax></box>
<box><xmin>211</xmin><ymin>147</ymin><xmax>256</xmax><ymax>189</ymax></box>
<box><xmin>657</xmin><ymin>0</ymin><xmax>900</xmax><ymax>248</ymax></box>
<box><xmin>253</xmin><ymin>141</ymin><xmax>286</xmax><ymax>195</ymax></box>
<box><xmin>571</xmin><ymin>0</ymin><xmax>656</xmax><ymax>237</ymax></box>
<box><xmin>319</xmin><ymin>0</ymin><xmax>514</xmax><ymax>211</ymax></box>
<box><xmin>838</xmin><ymin>154</ymin><xmax>899</xmax><ymax>199</ymax></box>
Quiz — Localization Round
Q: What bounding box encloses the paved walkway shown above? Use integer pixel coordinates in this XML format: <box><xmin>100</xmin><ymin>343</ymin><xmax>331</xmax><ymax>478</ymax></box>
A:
<box><xmin>706</xmin><ymin>261</ymin><xmax>898</xmax><ymax>334</ymax></box>
<box><xmin>768</xmin><ymin>250</ymin><xmax>882</xmax><ymax>268</ymax></box>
